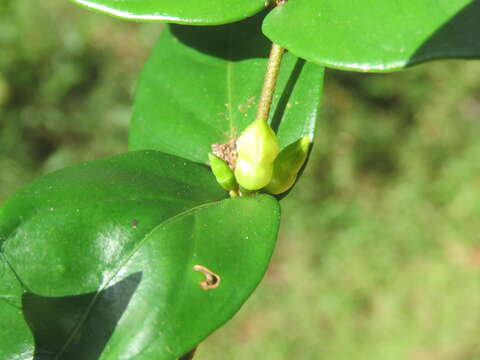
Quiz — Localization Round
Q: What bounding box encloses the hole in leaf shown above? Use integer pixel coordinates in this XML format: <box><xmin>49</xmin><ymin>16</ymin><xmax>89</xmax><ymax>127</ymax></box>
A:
<box><xmin>193</xmin><ymin>265</ymin><xmax>220</xmax><ymax>290</ymax></box>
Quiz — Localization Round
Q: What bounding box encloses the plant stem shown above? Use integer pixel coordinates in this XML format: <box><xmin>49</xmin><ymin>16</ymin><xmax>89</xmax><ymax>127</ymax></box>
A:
<box><xmin>179</xmin><ymin>347</ymin><xmax>197</xmax><ymax>360</ymax></box>
<box><xmin>256</xmin><ymin>42</ymin><xmax>285</xmax><ymax>122</ymax></box>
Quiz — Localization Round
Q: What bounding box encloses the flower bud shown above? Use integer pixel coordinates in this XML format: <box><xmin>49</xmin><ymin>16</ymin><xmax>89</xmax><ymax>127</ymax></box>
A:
<box><xmin>264</xmin><ymin>136</ymin><xmax>310</xmax><ymax>195</ymax></box>
<box><xmin>208</xmin><ymin>153</ymin><xmax>237</xmax><ymax>191</ymax></box>
<box><xmin>234</xmin><ymin>119</ymin><xmax>280</xmax><ymax>190</ymax></box>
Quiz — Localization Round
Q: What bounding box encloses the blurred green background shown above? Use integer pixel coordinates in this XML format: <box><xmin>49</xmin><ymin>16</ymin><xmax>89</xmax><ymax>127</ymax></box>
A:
<box><xmin>2</xmin><ymin>2</ymin><xmax>480</xmax><ymax>359</ymax></box>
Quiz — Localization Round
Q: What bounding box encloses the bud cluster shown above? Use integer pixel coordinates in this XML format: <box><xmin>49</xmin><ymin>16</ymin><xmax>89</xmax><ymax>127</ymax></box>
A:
<box><xmin>209</xmin><ymin>119</ymin><xmax>310</xmax><ymax>197</ymax></box>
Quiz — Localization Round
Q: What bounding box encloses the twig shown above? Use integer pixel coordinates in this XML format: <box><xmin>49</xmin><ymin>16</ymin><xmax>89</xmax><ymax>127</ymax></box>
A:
<box><xmin>256</xmin><ymin>42</ymin><xmax>285</xmax><ymax>122</ymax></box>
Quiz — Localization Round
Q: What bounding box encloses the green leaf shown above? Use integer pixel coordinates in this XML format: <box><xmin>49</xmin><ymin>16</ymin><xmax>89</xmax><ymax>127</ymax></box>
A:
<box><xmin>0</xmin><ymin>255</ymin><xmax>34</xmax><ymax>360</ymax></box>
<box><xmin>0</xmin><ymin>151</ymin><xmax>280</xmax><ymax>359</ymax></box>
<box><xmin>96</xmin><ymin>194</ymin><xmax>279</xmax><ymax>359</ymax></box>
<box><xmin>263</xmin><ymin>0</ymin><xmax>480</xmax><ymax>72</ymax></box>
<box><xmin>129</xmin><ymin>14</ymin><xmax>324</xmax><ymax>162</ymax></box>
<box><xmin>68</xmin><ymin>0</ymin><xmax>266</xmax><ymax>25</ymax></box>
<box><xmin>21</xmin><ymin>274</ymin><xmax>141</xmax><ymax>360</ymax></box>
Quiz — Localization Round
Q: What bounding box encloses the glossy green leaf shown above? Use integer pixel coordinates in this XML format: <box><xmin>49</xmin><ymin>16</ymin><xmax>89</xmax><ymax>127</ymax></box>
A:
<box><xmin>68</xmin><ymin>0</ymin><xmax>266</xmax><ymax>25</ymax></box>
<box><xmin>130</xmin><ymin>14</ymin><xmax>324</xmax><ymax>162</ymax></box>
<box><xmin>97</xmin><ymin>194</ymin><xmax>279</xmax><ymax>359</ymax></box>
<box><xmin>263</xmin><ymin>0</ymin><xmax>480</xmax><ymax>72</ymax></box>
<box><xmin>0</xmin><ymin>151</ymin><xmax>280</xmax><ymax>359</ymax></box>
<box><xmin>0</xmin><ymin>255</ymin><xmax>34</xmax><ymax>360</ymax></box>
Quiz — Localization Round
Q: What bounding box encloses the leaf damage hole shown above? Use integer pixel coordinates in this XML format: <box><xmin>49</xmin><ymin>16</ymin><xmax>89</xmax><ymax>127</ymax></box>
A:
<box><xmin>131</xmin><ymin>219</ymin><xmax>138</xmax><ymax>228</ymax></box>
<box><xmin>193</xmin><ymin>264</ymin><xmax>220</xmax><ymax>290</ymax></box>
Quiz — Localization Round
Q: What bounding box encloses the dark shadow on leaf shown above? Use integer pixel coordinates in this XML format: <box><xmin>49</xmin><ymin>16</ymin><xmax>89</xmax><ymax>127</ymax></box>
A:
<box><xmin>409</xmin><ymin>0</ymin><xmax>480</xmax><ymax>66</ymax></box>
<box><xmin>270</xmin><ymin>58</ymin><xmax>305</xmax><ymax>133</ymax></box>
<box><xmin>171</xmin><ymin>10</ymin><xmax>271</xmax><ymax>61</ymax></box>
<box><xmin>22</xmin><ymin>272</ymin><xmax>142</xmax><ymax>360</ymax></box>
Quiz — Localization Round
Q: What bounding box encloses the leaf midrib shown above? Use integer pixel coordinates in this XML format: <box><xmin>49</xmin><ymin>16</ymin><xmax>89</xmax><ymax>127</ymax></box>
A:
<box><xmin>226</xmin><ymin>25</ymin><xmax>235</xmax><ymax>136</ymax></box>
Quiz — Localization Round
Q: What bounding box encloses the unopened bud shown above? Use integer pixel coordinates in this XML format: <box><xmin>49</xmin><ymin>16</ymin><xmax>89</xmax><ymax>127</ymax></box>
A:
<box><xmin>208</xmin><ymin>153</ymin><xmax>237</xmax><ymax>191</ymax></box>
<box><xmin>234</xmin><ymin>119</ymin><xmax>279</xmax><ymax>190</ymax></box>
<box><xmin>264</xmin><ymin>136</ymin><xmax>310</xmax><ymax>195</ymax></box>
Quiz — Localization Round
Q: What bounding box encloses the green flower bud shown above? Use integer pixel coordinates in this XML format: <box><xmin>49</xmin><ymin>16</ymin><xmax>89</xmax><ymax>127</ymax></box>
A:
<box><xmin>234</xmin><ymin>119</ymin><xmax>280</xmax><ymax>190</ymax></box>
<box><xmin>264</xmin><ymin>136</ymin><xmax>310</xmax><ymax>195</ymax></box>
<box><xmin>208</xmin><ymin>153</ymin><xmax>237</xmax><ymax>191</ymax></box>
